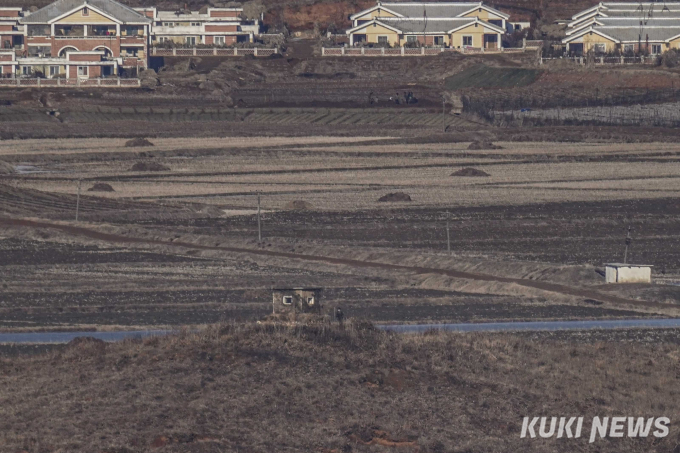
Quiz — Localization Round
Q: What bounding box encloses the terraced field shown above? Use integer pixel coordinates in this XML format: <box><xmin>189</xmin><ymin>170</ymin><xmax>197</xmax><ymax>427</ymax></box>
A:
<box><xmin>445</xmin><ymin>65</ymin><xmax>542</xmax><ymax>90</ymax></box>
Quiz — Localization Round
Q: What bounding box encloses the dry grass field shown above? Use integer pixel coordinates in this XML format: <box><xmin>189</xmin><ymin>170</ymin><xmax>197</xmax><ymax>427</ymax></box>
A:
<box><xmin>8</xmin><ymin>140</ymin><xmax>680</xmax><ymax>211</ymax></box>
<box><xmin>1</xmin><ymin>321</ymin><xmax>680</xmax><ymax>453</ymax></box>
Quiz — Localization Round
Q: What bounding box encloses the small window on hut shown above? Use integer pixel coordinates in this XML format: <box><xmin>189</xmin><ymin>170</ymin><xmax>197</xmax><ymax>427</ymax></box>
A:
<box><xmin>282</xmin><ymin>296</ymin><xmax>293</xmax><ymax>305</ymax></box>
<box><xmin>307</xmin><ymin>297</ymin><xmax>315</xmax><ymax>306</ymax></box>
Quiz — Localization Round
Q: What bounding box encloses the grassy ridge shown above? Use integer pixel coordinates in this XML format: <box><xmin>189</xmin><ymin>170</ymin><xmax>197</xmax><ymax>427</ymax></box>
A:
<box><xmin>1</xmin><ymin>320</ymin><xmax>679</xmax><ymax>452</ymax></box>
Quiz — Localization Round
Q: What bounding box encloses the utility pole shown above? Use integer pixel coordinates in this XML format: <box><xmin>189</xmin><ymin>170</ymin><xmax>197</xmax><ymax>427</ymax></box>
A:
<box><xmin>446</xmin><ymin>211</ymin><xmax>451</xmax><ymax>255</ymax></box>
<box><xmin>442</xmin><ymin>96</ymin><xmax>446</xmax><ymax>132</ymax></box>
<box><xmin>257</xmin><ymin>192</ymin><xmax>262</xmax><ymax>244</ymax></box>
<box><xmin>75</xmin><ymin>179</ymin><xmax>82</xmax><ymax>222</ymax></box>
<box><xmin>623</xmin><ymin>226</ymin><xmax>632</xmax><ymax>264</ymax></box>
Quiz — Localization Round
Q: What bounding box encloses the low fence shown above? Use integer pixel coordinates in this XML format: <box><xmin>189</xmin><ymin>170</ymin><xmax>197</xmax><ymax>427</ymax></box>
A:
<box><xmin>151</xmin><ymin>47</ymin><xmax>278</xmax><ymax>57</ymax></box>
<box><xmin>321</xmin><ymin>46</ymin><xmax>532</xmax><ymax>56</ymax></box>
<box><xmin>0</xmin><ymin>77</ymin><xmax>141</xmax><ymax>87</ymax></box>
<box><xmin>494</xmin><ymin>101</ymin><xmax>680</xmax><ymax>128</ymax></box>
<box><xmin>540</xmin><ymin>55</ymin><xmax>656</xmax><ymax>65</ymax></box>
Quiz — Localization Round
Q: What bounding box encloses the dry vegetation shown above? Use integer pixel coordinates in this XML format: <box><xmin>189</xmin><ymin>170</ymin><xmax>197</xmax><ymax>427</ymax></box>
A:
<box><xmin>1</xmin><ymin>321</ymin><xmax>679</xmax><ymax>452</ymax></box>
<box><xmin>9</xmin><ymin>139</ymin><xmax>680</xmax><ymax>211</ymax></box>
<box><xmin>0</xmin><ymin>136</ymin><xmax>679</xmax><ymax>332</ymax></box>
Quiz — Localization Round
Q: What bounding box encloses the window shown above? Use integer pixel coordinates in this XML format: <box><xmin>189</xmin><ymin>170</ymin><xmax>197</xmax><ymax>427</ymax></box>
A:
<box><xmin>21</xmin><ymin>66</ymin><xmax>31</xmax><ymax>75</ymax></box>
<box><xmin>377</xmin><ymin>35</ymin><xmax>388</xmax><ymax>45</ymax></box>
<box><xmin>163</xmin><ymin>22</ymin><xmax>173</xmax><ymax>27</ymax></box>
<box><xmin>186</xmin><ymin>36</ymin><xmax>196</xmax><ymax>45</ymax></box>
<box><xmin>214</xmin><ymin>36</ymin><xmax>225</xmax><ymax>45</ymax></box>
<box><xmin>307</xmin><ymin>297</ymin><xmax>315</xmax><ymax>306</ymax></box>
<box><xmin>191</xmin><ymin>22</ymin><xmax>200</xmax><ymax>26</ymax></box>
<box><xmin>463</xmin><ymin>36</ymin><xmax>473</xmax><ymax>46</ymax></box>
<box><xmin>593</xmin><ymin>43</ymin><xmax>606</xmax><ymax>53</ymax></box>
<box><xmin>49</xmin><ymin>66</ymin><xmax>58</xmax><ymax>76</ymax></box>
<box><xmin>434</xmin><ymin>36</ymin><xmax>444</xmax><ymax>46</ymax></box>
<box><xmin>652</xmin><ymin>44</ymin><xmax>662</xmax><ymax>55</ymax></box>
<box><xmin>121</xmin><ymin>47</ymin><xmax>138</xmax><ymax>57</ymax></box>
<box><xmin>514</xmin><ymin>24</ymin><xmax>521</xmax><ymax>31</ymax></box>
<box><xmin>623</xmin><ymin>44</ymin><xmax>634</xmax><ymax>53</ymax></box>
<box><xmin>82</xmin><ymin>7</ymin><xmax>88</xmax><ymax>16</ymax></box>
<box><xmin>77</xmin><ymin>66</ymin><xmax>88</xmax><ymax>77</ymax></box>
<box><xmin>407</xmin><ymin>35</ymin><xmax>417</xmax><ymax>43</ymax></box>
<box><xmin>282</xmin><ymin>296</ymin><xmax>293</xmax><ymax>305</ymax></box>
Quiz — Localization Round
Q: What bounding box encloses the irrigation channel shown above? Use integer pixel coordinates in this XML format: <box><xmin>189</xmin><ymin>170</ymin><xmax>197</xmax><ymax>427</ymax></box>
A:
<box><xmin>3</xmin><ymin>319</ymin><xmax>680</xmax><ymax>344</ymax></box>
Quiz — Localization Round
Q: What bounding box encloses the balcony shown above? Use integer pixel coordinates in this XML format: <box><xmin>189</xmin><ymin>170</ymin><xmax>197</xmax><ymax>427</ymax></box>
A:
<box><xmin>87</xmin><ymin>25</ymin><xmax>117</xmax><ymax>37</ymax></box>
<box><xmin>121</xmin><ymin>36</ymin><xmax>146</xmax><ymax>44</ymax></box>
<box><xmin>54</xmin><ymin>25</ymin><xmax>84</xmax><ymax>37</ymax></box>
<box><xmin>153</xmin><ymin>25</ymin><xmax>203</xmax><ymax>35</ymax></box>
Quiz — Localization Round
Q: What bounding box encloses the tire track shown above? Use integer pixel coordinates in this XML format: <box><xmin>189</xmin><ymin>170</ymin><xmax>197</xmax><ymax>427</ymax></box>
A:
<box><xmin>0</xmin><ymin>217</ymin><xmax>669</xmax><ymax>311</ymax></box>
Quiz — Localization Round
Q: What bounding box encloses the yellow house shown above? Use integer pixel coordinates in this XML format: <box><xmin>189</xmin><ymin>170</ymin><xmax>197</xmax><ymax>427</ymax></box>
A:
<box><xmin>563</xmin><ymin>21</ymin><xmax>680</xmax><ymax>55</ymax></box>
<box><xmin>347</xmin><ymin>1</ymin><xmax>509</xmax><ymax>48</ymax></box>
<box><xmin>346</xmin><ymin>17</ymin><xmax>505</xmax><ymax>49</ymax></box>
<box><xmin>349</xmin><ymin>1</ymin><xmax>509</xmax><ymax>29</ymax></box>
<box><xmin>564</xmin><ymin>4</ymin><xmax>680</xmax><ymax>55</ymax></box>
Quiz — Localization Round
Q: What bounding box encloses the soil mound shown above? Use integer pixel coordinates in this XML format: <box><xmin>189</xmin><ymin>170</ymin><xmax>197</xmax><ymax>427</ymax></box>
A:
<box><xmin>450</xmin><ymin>167</ymin><xmax>490</xmax><ymax>177</ymax></box>
<box><xmin>125</xmin><ymin>137</ymin><xmax>154</xmax><ymax>147</ymax></box>
<box><xmin>130</xmin><ymin>161</ymin><xmax>170</xmax><ymax>172</ymax></box>
<box><xmin>378</xmin><ymin>192</ymin><xmax>412</xmax><ymax>202</ymax></box>
<box><xmin>468</xmin><ymin>141</ymin><xmax>502</xmax><ymax>150</ymax></box>
<box><xmin>0</xmin><ymin>160</ymin><xmax>14</xmax><ymax>174</ymax></box>
<box><xmin>284</xmin><ymin>200</ymin><xmax>314</xmax><ymax>210</ymax></box>
<box><xmin>87</xmin><ymin>182</ymin><xmax>115</xmax><ymax>192</ymax></box>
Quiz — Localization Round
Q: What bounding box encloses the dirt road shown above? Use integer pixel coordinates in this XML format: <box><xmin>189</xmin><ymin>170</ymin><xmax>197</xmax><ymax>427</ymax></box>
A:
<box><xmin>0</xmin><ymin>217</ymin><xmax>666</xmax><ymax>311</ymax></box>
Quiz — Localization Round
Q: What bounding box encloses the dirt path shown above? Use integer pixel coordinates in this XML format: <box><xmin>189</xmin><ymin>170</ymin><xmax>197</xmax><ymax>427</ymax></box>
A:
<box><xmin>0</xmin><ymin>217</ymin><xmax>668</xmax><ymax>311</ymax></box>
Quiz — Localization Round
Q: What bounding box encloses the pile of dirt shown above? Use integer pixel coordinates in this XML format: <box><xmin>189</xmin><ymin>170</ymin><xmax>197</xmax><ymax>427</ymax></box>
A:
<box><xmin>0</xmin><ymin>161</ymin><xmax>14</xmax><ymax>174</ymax></box>
<box><xmin>450</xmin><ymin>167</ymin><xmax>490</xmax><ymax>177</ymax></box>
<box><xmin>468</xmin><ymin>141</ymin><xmax>502</xmax><ymax>150</ymax></box>
<box><xmin>130</xmin><ymin>162</ymin><xmax>170</xmax><ymax>172</ymax></box>
<box><xmin>284</xmin><ymin>200</ymin><xmax>314</xmax><ymax>210</ymax></box>
<box><xmin>378</xmin><ymin>192</ymin><xmax>412</xmax><ymax>202</ymax></box>
<box><xmin>87</xmin><ymin>183</ymin><xmax>115</xmax><ymax>192</ymax></box>
<box><xmin>125</xmin><ymin>137</ymin><xmax>154</xmax><ymax>147</ymax></box>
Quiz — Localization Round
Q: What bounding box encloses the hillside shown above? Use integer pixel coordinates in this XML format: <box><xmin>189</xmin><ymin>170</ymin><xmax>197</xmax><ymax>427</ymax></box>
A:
<box><xmin>1</xmin><ymin>320</ymin><xmax>679</xmax><ymax>452</ymax></box>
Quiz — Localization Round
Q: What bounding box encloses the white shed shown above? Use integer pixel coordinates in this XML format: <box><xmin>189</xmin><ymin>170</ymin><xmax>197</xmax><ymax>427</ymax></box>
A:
<box><xmin>604</xmin><ymin>263</ymin><xmax>652</xmax><ymax>284</ymax></box>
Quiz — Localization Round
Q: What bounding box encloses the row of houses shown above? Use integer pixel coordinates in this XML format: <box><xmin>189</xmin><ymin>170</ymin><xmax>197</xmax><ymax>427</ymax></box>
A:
<box><xmin>563</xmin><ymin>2</ymin><xmax>680</xmax><ymax>55</ymax></box>
<box><xmin>5</xmin><ymin>0</ymin><xmax>678</xmax><ymax>81</ymax></box>
<box><xmin>345</xmin><ymin>2</ymin><xmax>529</xmax><ymax>50</ymax></box>
<box><xmin>0</xmin><ymin>0</ymin><xmax>260</xmax><ymax>79</ymax></box>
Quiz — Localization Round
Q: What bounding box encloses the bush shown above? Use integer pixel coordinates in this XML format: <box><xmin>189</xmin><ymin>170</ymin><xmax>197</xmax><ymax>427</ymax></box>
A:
<box><xmin>661</xmin><ymin>49</ymin><xmax>679</xmax><ymax>68</ymax></box>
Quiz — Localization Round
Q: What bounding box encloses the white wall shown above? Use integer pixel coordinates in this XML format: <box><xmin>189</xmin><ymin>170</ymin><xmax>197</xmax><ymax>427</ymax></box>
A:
<box><xmin>605</xmin><ymin>265</ymin><xmax>651</xmax><ymax>283</ymax></box>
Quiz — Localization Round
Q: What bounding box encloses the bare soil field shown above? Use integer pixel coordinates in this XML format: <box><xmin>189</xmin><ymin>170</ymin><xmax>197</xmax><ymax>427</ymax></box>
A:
<box><xmin>1</xmin><ymin>136</ymin><xmax>680</xmax><ymax>333</ymax></box>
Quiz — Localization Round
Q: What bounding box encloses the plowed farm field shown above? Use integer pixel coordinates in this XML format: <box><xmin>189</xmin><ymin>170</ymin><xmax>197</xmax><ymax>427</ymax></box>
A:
<box><xmin>1</xmin><ymin>136</ymin><xmax>679</xmax><ymax>332</ymax></box>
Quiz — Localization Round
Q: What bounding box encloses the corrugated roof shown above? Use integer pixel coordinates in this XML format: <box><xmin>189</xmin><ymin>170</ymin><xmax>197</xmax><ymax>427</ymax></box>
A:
<box><xmin>380</xmin><ymin>2</ymin><xmax>508</xmax><ymax>19</ymax></box>
<box><xmin>22</xmin><ymin>0</ymin><xmax>151</xmax><ymax>23</ymax></box>
<box><xmin>378</xmin><ymin>17</ymin><xmax>477</xmax><ymax>32</ymax></box>
<box><xmin>598</xmin><ymin>17</ymin><xmax>680</xmax><ymax>26</ymax></box>
<box><xmin>594</xmin><ymin>26</ymin><xmax>679</xmax><ymax>41</ymax></box>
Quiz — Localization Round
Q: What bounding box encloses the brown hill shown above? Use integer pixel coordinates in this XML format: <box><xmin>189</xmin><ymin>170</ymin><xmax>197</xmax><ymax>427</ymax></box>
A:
<box><xmin>0</xmin><ymin>322</ymin><xmax>678</xmax><ymax>452</ymax></box>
